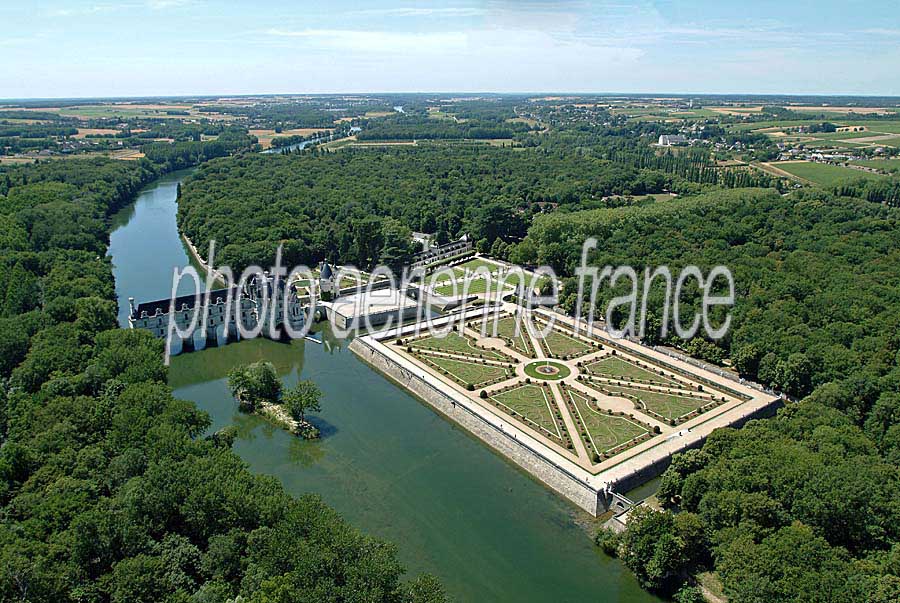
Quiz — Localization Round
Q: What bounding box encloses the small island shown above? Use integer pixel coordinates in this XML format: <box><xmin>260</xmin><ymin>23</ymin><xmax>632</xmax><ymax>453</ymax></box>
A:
<box><xmin>227</xmin><ymin>361</ymin><xmax>322</xmax><ymax>439</ymax></box>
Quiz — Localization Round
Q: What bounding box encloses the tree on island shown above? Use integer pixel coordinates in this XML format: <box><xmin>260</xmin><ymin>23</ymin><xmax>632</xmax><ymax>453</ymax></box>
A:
<box><xmin>283</xmin><ymin>379</ymin><xmax>322</xmax><ymax>424</ymax></box>
<box><xmin>227</xmin><ymin>361</ymin><xmax>281</xmax><ymax>411</ymax></box>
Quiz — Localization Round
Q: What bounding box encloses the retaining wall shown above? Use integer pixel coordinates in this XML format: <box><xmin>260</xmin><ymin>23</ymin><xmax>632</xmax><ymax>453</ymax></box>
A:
<box><xmin>350</xmin><ymin>337</ymin><xmax>607</xmax><ymax>516</ymax></box>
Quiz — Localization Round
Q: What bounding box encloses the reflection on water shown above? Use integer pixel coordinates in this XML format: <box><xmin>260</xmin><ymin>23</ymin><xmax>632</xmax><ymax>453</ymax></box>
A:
<box><xmin>170</xmin><ymin>330</ymin><xmax>659</xmax><ymax>603</ymax></box>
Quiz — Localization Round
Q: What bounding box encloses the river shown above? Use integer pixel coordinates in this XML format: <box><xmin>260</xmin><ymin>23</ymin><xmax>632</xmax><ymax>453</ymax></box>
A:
<box><xmin>106</xmin><ymin>170</ymin><xmax>658</xmax><ymax>602</ymax></box>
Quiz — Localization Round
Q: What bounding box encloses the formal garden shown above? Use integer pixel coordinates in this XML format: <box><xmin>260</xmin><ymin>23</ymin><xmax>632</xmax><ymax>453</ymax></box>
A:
<box><xmin>409</xmin><ymin>331</ymin><xmax>510</xmax><ymax>361</ymax></box>
<box><xmin>581</xmin><ymin>380</ymin><xmax>721</xmax><ymax>425</ymax></box>
<box><xmin>488</xmin><ymin>383</ymin><xmax>573</xmax><ymax>448</ymax></box>
<box><xmin>583</xmin><ymin>354</ymin><xmax>683</xmax><ymax>387</ymax></box>
<box><xmin>561</xmin><ymin>384</ymin><xmax>655</xmax><ymax>462</ymax></box>
<box><xmin>533</xmin><ymin>322</ymin><xmax>596</xmax><ymax>359</ymax></box>
<box><xmin>524</xmin><ymin>359</ymin><xmax>571</xmax><ymax>380</ymax></box>
<box><xmin>469</xmin><ymin>313</ymin><xmax>536</xmax><ymax>358</ymax></box>
<box><xmin>389</xmin><ymin>307</ymin><xmax>740</xmax><ymax>468</ymax></box>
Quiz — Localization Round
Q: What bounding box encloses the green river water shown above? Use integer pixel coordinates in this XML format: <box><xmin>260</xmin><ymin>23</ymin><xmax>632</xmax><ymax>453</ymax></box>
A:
<box><xmin>107</xmin><ymin>169</ymin><xmax>659</xmax><ymax>602</ymax></box>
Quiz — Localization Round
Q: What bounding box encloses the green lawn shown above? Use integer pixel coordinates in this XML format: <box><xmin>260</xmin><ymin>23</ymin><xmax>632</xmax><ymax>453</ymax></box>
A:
<box><xmin>491</xmin><ymin>384</ymin><xmax>564</xmax><ymax>440</ymax></box>
<box><xmin>409</xmin><ymin>332</ymin><xmax>507</xmax><ymax>360</ymax></box>
<box><xmin>585</xmin><ymin>356</ymin><xmax>680</xmax><ymax>386</ymax></box>
<box><xmin>452</xmin><ymin>258</ymin><xmax>502</xmax><ymax>275</ymax></box>
<box><xmin>567</xmin><ymin>389</ymin><xmax>648</xmax><ymax>456</ymax></box>
<box><xmin>588</xmin><ymin>383</ymin><xmax>707</xmax><ymax>422</ymax></box>
<box><xmin>421</xmin><ymin>355</ymin><xmax>511</xmax><ymax>388</ymax></box>
<box><xmin>524</xmin><ymin>360</ymin><xmax>571</xmax><ymax>381</ymax></box>
<box><xmin>434</xmin><ymin>277</ymin><xmax>510</xmax><ymax>296</ymax></box>
<box><xmin>481</xmin><ymin>315</ymin><xmax>535</xmax><ymax>357</ymax></box>
<box><xmin>775</xmin><ymin>161</ymin><xmax>885</xmax><ymax>186</ymax></box>
<box><xmin>851</xmin><ymin>158</ymin><xmax>900</xmax><ymax>173</ymax></box>
<box><xmin>535</xmin><ymin>327</ymin><xmax>593</xmax><ymax>358</ymax></box>
<box><xmin>496</xmin><ymin>270</ymin><xmax>552</xmax><ymax>293</ymax></box>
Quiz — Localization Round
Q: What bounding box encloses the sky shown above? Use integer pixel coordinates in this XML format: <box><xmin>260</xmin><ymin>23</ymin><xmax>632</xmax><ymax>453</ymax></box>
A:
<box><xmin>2</xmin><ymin>0</ymin><xmax>899</xmax><ymax>99</ymax></box>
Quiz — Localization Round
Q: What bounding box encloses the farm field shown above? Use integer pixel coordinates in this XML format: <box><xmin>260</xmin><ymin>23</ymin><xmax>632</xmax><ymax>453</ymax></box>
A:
<box><xmin>73</xmin><ymin>128</ymin><xmax>121</xmax><ymax>138</ymax></box>
<box><xmin>249</xmin><ymin>128</ymin><xmax>332</xmax><ymax>148</ymax></box>
<box><xmin>774</xmin><ymin>161</ymin><xmax>886</xmax><ymax>186</ymax></box>
<box><xmin>851</xmin><ymin>158</ymin><xmax>900</xmax><ymax>173</ymax></box>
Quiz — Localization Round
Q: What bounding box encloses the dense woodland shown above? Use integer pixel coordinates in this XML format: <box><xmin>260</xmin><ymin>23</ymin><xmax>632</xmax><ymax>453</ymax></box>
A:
<box><xmin>177</xmin><ymin>123</ymin><xmax>900</xmax><ymax>601</ymax></box>
<box><xmin>539</xmin><ymin>188</ymin><xmax>900</xmax><ymax>600</ymax></box>
<box><xmin>3</xmin><ymin>95</ymin><xmax>900</xmax><ymax>601</ymax></box>
<box><xmin>0</xmin><ymin>157</ymin><xmax>444</xmax><ymax>601</ymax></box>
<box><xmin>355</xmin><ymin>114</ymin><xmax>532</xmax><ymax>141</ymax></box>
<box><xmin>176</xmin><ymin>145</ymin><xmax>695</xmax><ymax>273</ymax></box>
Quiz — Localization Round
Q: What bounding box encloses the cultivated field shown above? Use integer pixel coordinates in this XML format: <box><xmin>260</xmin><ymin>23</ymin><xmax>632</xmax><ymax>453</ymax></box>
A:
<box><xmin>774</xmin><ymin>161</ymin><xmax>886</xmax><ymax>186</ymax></box>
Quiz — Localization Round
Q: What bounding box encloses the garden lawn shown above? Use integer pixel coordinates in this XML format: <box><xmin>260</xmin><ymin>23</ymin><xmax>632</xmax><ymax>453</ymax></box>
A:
<box><xmin>491</xmin><ymin>384</ymin><xmax>563</xmax><ymax>440</ymax></box>
<box><xmin>588</xmin><ymin>383</ymin><xmax>707</xmax><ymax>422</ymax></box>
<box><xmin>423</xmin><ymin>355</ymin><xmax>511</xmax><ymax>388</ymax></box>
<box><xmin>567</xmin><ymin>389</ymin><xmax>648</xmax><ymax>455</ymax></box>
<box><xmin>585</xmin><ymin>356</ymin><xmax>680</xmax><ymax>386</ymax></box>
<box><xmin>536</xmin><ymin>328</ymin><xmax>593</xmax><ymax>358</ymax></box>
<box><xmin>434</xmin><ymin>277</ymin><xmax>509</xmax><ymax>296</ymax></box>
<box><xmin>409</xmin><ymin>332</ymin><xmax>507</xmax><ymax>360</ymax></box>
<box><xmin>483</xmin><ymin>315</ymin><xmax>535</xmax><ymax>357</ymax></box>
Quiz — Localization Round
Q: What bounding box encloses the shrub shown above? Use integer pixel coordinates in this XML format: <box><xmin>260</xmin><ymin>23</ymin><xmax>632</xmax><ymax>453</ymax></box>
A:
<box><xmin>595</xmin><ymin>528</ymin><xmax>620</xmax><ymax>556</ymax></box>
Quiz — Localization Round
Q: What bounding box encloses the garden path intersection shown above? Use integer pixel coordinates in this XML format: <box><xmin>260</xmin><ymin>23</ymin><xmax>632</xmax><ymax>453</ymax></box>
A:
<box><xmin>357</xmin><ymin>298</ymin><xmax>779</xmax><ymax>514</ymax></box>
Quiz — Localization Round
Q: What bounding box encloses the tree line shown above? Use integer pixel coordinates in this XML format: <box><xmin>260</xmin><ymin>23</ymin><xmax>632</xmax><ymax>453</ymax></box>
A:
<box><xmin>512</xmin><ymin>187</ymin><xmax>900</xmax><ymax>601</ymax></box>
<box><xmin>0</xmin><ymin>156</ymin><xmax>445</xmax><ymax>601</ymax></box>
<box><xmin>175</xmin><ymin>145</ymin><xmax>709</xmax><ymax>274</ymax></box>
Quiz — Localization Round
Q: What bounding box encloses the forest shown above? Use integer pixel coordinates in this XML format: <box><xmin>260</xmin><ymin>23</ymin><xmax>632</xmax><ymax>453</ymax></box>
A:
<box><xmin>158</xmin><ymin>115</ymin><xmax>900</xmax><ymax>601</ymax></box>
<box><xmin>517</xmin><ymin>187</ymin><xmax>900</xmax><ymax>601</ymax></box>
<box><xmin>355</xmin><ymin>114</ymin><xmax>532</xmax><ymax>141</ymax></box>
<box><xmin>4</xmin><ymin>94</ymin><xmax>900</xmax><ymax>601</ymax></box>
<box><xmin>0</xmin><ymin>157</ymin><xmax>444</xmax><ymax>601</ymax></box>
<box><xmin>175</xmin><ymin>145</ymin><xmax>678</xmax><ymax>272</ymax></box>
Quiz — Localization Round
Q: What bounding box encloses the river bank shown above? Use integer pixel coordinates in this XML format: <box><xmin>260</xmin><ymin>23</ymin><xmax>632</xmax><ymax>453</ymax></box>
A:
<box><xmin>107</xmin><ymin>168</ymin><xmax>661</xmax><ymax>603</ymax></box>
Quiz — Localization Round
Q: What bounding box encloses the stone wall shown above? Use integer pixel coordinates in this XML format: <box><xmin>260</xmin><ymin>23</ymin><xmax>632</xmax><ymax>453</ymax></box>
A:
<box><xmin>350</xmin><ymin>337</ymin><xmax>606</xmax><ymax>516</ymax></box>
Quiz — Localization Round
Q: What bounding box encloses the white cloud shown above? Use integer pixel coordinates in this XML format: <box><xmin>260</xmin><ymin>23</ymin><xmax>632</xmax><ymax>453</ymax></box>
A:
<box><xmin>47</xmin><ymin>0</ymin><xmax>195</xmax><ymax>17</ymax></box>
<box><xmin>264</xmin><ymin>28</ymin><xmax>469</xmax><ymax>54</ymax></box>
<box><xmin>146</xmin><ymin>0</ymin><xmax>195</xmax><ymax>8</ymax></box>
<box><xmin>349</xmin><ymin>7</ymin><xmax>485</xmax><ymax>18</ymax></box>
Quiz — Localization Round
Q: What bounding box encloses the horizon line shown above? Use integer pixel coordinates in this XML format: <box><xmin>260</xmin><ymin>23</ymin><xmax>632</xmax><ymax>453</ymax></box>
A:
<box><xmin>3</xmin><ymin>90</ymin><xmax>900</xmax><ymax>103</ymax></box>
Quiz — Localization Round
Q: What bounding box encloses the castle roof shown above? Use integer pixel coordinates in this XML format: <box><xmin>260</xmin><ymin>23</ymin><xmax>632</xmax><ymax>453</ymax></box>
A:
<box><xmin>320</xmin><ymin>262</ymin><xmax>333</xmax><ymax>279</ymax></box>
<box><xmin>130</xmin><ymin>286</ymin><xmax>239</xmax><ymax>318</ymax></box>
